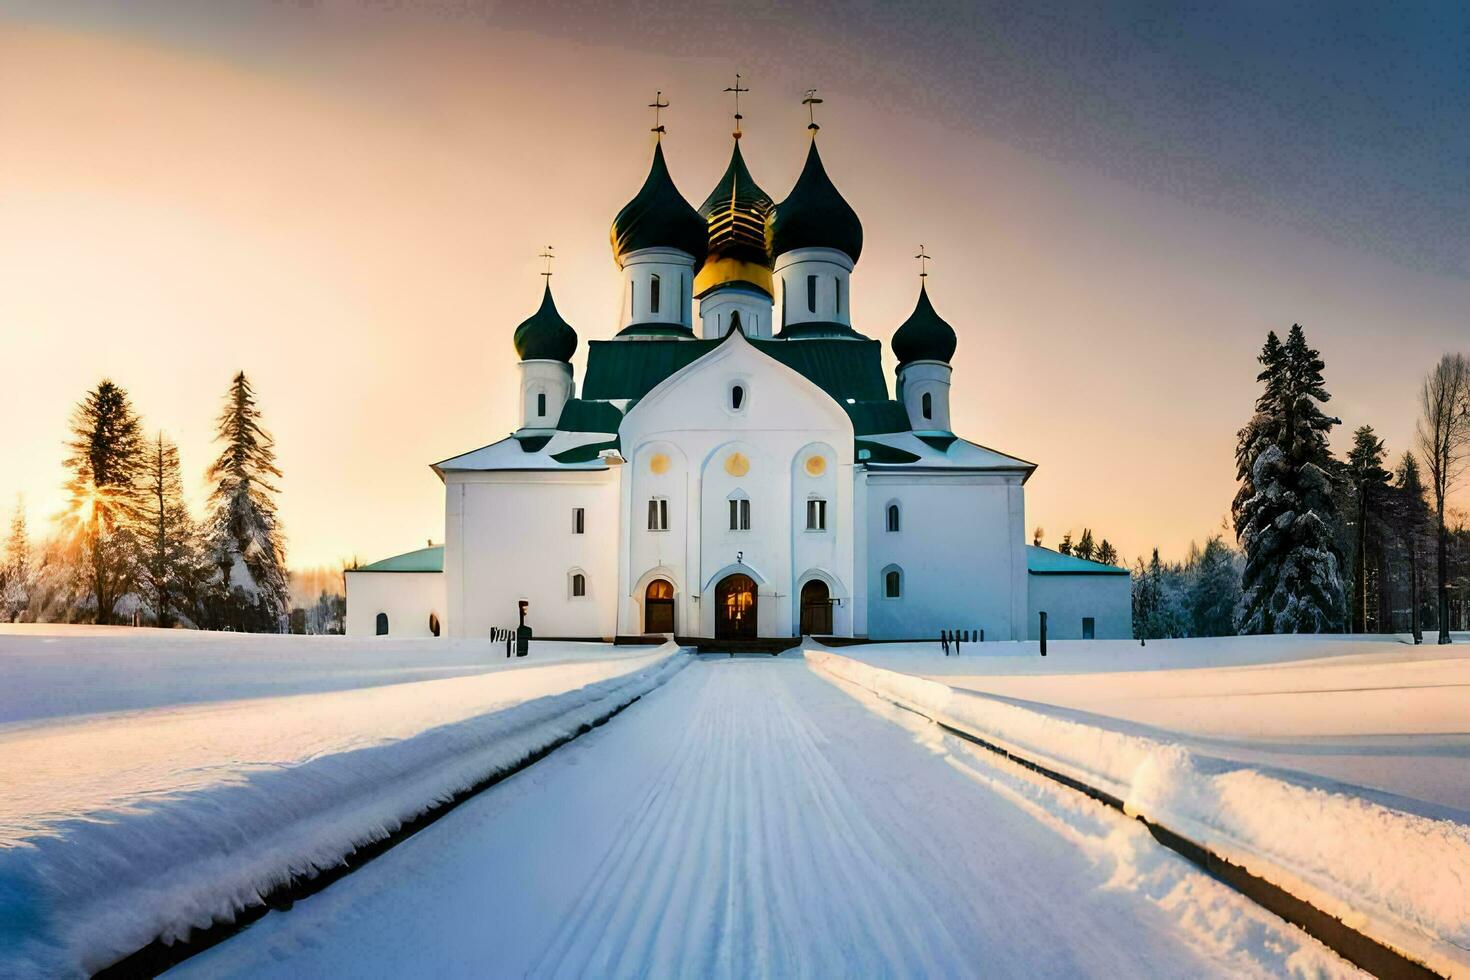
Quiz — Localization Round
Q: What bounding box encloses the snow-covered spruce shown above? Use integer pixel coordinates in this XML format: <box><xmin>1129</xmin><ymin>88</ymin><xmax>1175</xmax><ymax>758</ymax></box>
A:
<box><xmin>0</xmin><ymin>644</ymin><xmax>687</xmax><ymax>977</ymax></box>
<box><xmin>806</xmin><ymin>648</ymin><xmax>1470</xmax><ymax>977</ymax></box>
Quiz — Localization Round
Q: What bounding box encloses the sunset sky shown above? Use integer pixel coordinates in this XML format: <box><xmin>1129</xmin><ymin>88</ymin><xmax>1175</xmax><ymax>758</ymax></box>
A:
<box><xmin>2</xmin><ymin>1</ymin><xmax>1467</xmax><ymax>569</ymax></box>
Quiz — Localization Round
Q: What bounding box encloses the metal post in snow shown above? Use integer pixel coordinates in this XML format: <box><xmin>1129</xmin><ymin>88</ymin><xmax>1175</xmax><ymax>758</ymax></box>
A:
<box><xmin>1039</xmin><ymin>611</ymin><xmax>1047</xmax><ymax>656</ymax></box>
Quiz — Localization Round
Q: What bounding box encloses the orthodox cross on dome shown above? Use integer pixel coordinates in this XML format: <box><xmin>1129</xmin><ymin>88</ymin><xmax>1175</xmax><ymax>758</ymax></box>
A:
<box><xmin>915</xmin><ymin>245</ymin><xmax>932</xmax><ymax>279</ymax></box>
<box><xmin>803</xmin><ymin>88</ymin><xmax>823</xmax><ymax>132</ymax></box>
<box><xmin>648</xmin><ymin>90</ymin><xmax>669</xmax><ymax>137</ymax></box>
<box><xmin>723</xmin><ymin>73</ymin><xmax>749</xmax><ymax>139</ymax></box>
<box><xmin>538</xmin><ymin>245</ymin><xmax>555</xmax><ymax>279</ymax></box>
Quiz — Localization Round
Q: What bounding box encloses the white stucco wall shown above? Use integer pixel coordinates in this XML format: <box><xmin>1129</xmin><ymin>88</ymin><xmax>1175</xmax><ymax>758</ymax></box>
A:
<box><xmin>862</xmin><ymin>471</ymin><xmax>1027</xmax><ymax>641</ymax></box>
<box><xmin>618</xmin><ymin>332</ymin><xmax>855</xmax><ymax>638</ymax></box>
<box><xmin>345</xmin><ymin>571</ymin><xmax>447</xmax><ymax>637</ymax></box>
<box><xmin>1027</xmin><ymin>573</ymin><xmax>1132</xmax><ymax>639</ymax></box>
<box><xmin>445</xmin><ymin>468</ymin><xmax>620</xmax><ymax>639</ymax></box>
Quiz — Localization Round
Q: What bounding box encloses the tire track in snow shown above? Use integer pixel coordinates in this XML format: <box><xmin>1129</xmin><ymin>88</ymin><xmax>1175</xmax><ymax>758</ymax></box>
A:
<box><xmin>532</xmin><ymin>659</ymin><xmax>965</xmax><ymax>978</ymax></box>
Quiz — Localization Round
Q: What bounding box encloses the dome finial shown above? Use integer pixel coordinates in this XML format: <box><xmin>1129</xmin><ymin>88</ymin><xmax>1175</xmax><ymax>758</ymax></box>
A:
<box><xmin>915</xmin><ymin>245</ymin><xmax>931</xmax><ymax>280</ymax></box>
<box><xmin>803</xmin><ymin>88</ymin><xmax>823</xmax><ymax>133</ymax></box>
<box><xmin>648</xmin><ymin>90</ymin><xmax>669</xmax><ymax>140</ymax></box>
<box><xmin>539</xmin><ymin>244</ymin><xmax>555</xmax><ymax>279</ymax></box>
<box><xmin>723</xmin><ymin>72</ymin><xmax>749</xmax><ymax>140</ymax></box>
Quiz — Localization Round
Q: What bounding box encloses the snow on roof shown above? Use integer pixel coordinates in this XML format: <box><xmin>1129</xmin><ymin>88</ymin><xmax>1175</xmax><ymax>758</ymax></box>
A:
<box><xmin>351</xmin><ymin>545</ymin><xmax>444</xmax><ymax>573</ymax></box>
<box><xmin>1026</xmin><ymin>545</ymin><xmax>1128</xmax><ymax>575</ymax></box>
<box><xmin>859</xmin><ymin>431</ymin><xmax>1036</xmax><ymax>478</ymax></box>
<box><xmin>433</xmin><ymin>432</ymin><xmax>616</xmax><ymax>474</ymax></box>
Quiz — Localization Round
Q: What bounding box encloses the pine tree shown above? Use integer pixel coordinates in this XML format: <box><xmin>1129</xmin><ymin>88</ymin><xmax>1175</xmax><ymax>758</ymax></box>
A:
<box><xmin>1392</xmin><ymin>453</ymin><xmax>1433</xmax><ymax>642</ymax></box>
<box><xmin>1190</xmin><ymin>535</ymin><xmax>1241</xmax><ymax>636</ymax></box>
<box><xmin>1131</xmin><ymin>555</ymin><xmax>1158</xmax><ymax>643</ymax></box>
<box><xmin>138</xmin><ymin>433</ymin><xmax>203</xmax><ymax>627</ymax></box>
<box><xmin>1</xmin><ymin>499</ymin><xmax>32</xmax><ymax>622</ymax></box>
<box><xmin>203</xmin><ymin>372</ymin><xmax>289</xmax><ymax>632</ymax></box>
<box><xmin>60</xmin><ymin>380</ymin><xmax>144</xmax><ymax>623</ymax></box>
<box><xmin>1075</xmin><ymin>528</ymin><xmax>1095</xmax><ymax>561</ymax></box>
<box><xmin>1345</xmin><ymin>426</ymin><xmax>1392</xmax><ymax>633</ymax></box>
<box><xmin>1094</xmin><ymin>539</ymin><xmax>1119</xmax><ymax>567</ymax></box>
<box><xmin>1232</xmin><ymin>325</ymin><xmax>1347</xmax><ymax>633</ymax></box>
<box><xmin>1058</xmin><ymin>532</ymin><xmax>1073</xmax><ymax>556</ymax></box>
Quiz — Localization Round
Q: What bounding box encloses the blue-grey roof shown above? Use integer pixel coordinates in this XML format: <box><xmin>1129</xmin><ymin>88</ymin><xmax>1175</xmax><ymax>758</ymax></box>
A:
<box><xmin>1026</xmin><ymin>545</ymin><xmax>1128</xmax><ymax>575</ymax></box>
<box><xmin>352</xmin><ymin>545</ymin><xmax>444</xmax><ymax>573</ymax></box>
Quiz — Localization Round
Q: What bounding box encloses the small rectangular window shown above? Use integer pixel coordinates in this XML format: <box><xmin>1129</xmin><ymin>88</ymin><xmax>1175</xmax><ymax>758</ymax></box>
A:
<box><xmin>729</xmin><ymin>499</ymin><xmax>738</xmax><ymax>530</ymax></box>
<box><xmin>537</xmin><ymin>392</ymin><xmax>546</xmax><ymax>417</ymax></box>
<box><xmin>729</xmin><ymin>498</ymin><xmax>750</xmax><ymax>530</ymax></box>
<box><xmin>572</xmin><ymin>507</ymin><xmax>585</xmax><ymax>534</ymax></box>
<box><xmin>650</xmin><ymin>273</ymin><xmax>661</xmax><ymax>315</ymax></box>
<box><xmin>647</xmin><ymin>498</ymin><xmax>668</xmax><ymax>531</ymax></box>
<box><xmin>806</xmin><ymin>274</ymin><xmax>817</xmax><ymax>313</ymax></box>
<box><xmin>572</xmin><ymin>573</ymin><xmax>586</xmax><ymax>597</ymax></box>
<box><xmin>835</xmin><ymin>277</ymin><xmax>844</xmax><ymax>315</ymax></box>
<box><xmin>1082</xmin><ymin>617</ymin><xmax>1095</xmax><ymax>640</ymax></box>
<box><xmin>806</xmin><ymin>498</ymin><xmax>827</xmax><ymax>530</ymax></box>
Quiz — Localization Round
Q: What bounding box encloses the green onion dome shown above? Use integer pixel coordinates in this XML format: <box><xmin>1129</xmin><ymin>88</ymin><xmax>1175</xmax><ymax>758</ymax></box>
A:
<box><xmin>611</xmin><ymin>142</ymin><xmax>708</xmax><ymax>268</ymax></box>
<box><xmin>891</xmin><ymin>283</ymin><xmax>957</xmax><ymax>364</ymax></box>
<box><xmin>513</xmin><ymin>283</ymin><xmax>578</xmax><ymax>362</ymax></box>
<box><xmin>769</xmin><ymin>139</ymin><xmax>863</xmax><ymax>263</ymax></box>
<box><xmin>694</xmin><ymin>141</ymin><xmax>775</xmax><ymax>296</ymax></box>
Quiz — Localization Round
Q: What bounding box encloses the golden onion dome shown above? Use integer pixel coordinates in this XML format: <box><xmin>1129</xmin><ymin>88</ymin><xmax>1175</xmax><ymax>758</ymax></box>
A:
<box><xmin>694</xmin><ymin>141</ymin><xmax>774</xmax><ymax>297</ymax></box>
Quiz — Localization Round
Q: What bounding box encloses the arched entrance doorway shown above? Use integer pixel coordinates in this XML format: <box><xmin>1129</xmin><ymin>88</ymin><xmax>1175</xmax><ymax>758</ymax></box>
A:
<box><xmin>644</xmin><ymin>579</ymin><xmax>675</xmax><ymax>634</ymax></box>
<box><xmin>715</xmin><ymin>574</ymin><xmax>758</xmax><ymax>640</ymax></box>
<box><xmin>799</xmin><ymin>579</ymin><xmax>832</xmax><ymax>635</ymax></box>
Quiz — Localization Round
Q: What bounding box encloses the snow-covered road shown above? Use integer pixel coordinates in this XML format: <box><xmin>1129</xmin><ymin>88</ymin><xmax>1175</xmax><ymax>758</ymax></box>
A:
<box><xmin>179</xmin><ymin>656</ymin><xmax>1348</xmax><ymax>978</ymax></box>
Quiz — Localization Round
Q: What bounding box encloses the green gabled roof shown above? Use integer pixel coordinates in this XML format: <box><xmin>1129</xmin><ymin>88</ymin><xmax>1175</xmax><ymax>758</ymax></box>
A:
<box><xmin>579</xmin><ymin>334</ymin><xmax>907</xmax><ymax>435</ymax></box>
<box><xmin>556</xmin><ymin>398</ymin><xmax>623</xmax><ymax>434</ymax></box>
<box><xmin>353</xmin><ymin>545</ymin><xmax>444</xmax><ymax>573</ymax></box>
<box><xmin>1026</xmin><ymin>545</ymin><xmax>1129</xmax><ymax>575</ymax></box>
<box><xmin>551</xmin><ymin>438</ymin><xmax>619</xmax><ymax>464</ymax></box>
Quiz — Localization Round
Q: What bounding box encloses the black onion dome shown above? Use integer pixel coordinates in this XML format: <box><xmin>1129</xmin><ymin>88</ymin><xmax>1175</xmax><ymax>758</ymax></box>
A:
<box><xmin>769</xmin><ymin>139</ymin><xmax>863</xmax><ymax>263</ymax></box>
<box><xmin>513</xmin><ymin>283</ymin><xmax>578</xmax><ymax>362</ymax></box>
<box><xmin>698</xmin><ymin>141</ymin><xmax>774</xmax><ymax>267</ymax></box>
<box><xmin>891</xmin><ymin>283</ymin><xmax>957</xmax><ymax>364</ymax></box>
<box><xmin>611</xmin><ymin>142</ymin><xmax>707</xmax><ymax>267</ymax></box>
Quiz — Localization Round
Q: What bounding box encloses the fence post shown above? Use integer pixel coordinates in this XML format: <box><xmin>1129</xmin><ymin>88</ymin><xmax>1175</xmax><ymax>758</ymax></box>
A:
<box><xmin>1039</xmin><ymin>611</ymin><xmax>1047</xmax><ymax>657</ymax></box>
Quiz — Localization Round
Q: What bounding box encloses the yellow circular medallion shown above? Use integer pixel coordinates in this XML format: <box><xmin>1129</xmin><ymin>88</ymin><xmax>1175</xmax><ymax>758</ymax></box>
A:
<box><xmin>724</xmin><ymin>451</ymin><xmax>750</xmax><ymax>477</ymax></box>
<box><xmin>649</xmin><ymin>453</ymin><xmax>670</xmax><ymax>475</ymax></box>
<box><xmin>804</xmin><ymin>455</ymin><xmax>826</xmax><ymax>477</ymax></box>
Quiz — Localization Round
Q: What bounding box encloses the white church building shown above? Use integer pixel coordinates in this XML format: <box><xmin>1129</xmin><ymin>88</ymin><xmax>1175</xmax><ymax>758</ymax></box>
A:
<box><xmin>346</xmin><ymin>117</ymin><xmax>1130</xmax><ymax>644</ymax></box>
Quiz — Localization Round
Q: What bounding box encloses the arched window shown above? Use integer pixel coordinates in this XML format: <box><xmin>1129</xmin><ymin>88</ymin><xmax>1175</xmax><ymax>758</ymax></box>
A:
<box><xmin>921</xmin><ymin>392</ymin><xmax>933</xmax><ymax>420</ymax></box>
<box><xmin>882</xmin><ymin>566</ymin><xmax>903</xmax><ymax>599</ymax></box>
<box><xmin>375</xmin><ymin>612</ymin><xmax>389</xmax><ymax>635</ymax></box>
<box><xmin>886</xmin><ymin>503</ymin><xmax>900</xmax><ymax>533</ymax></box>
<box><xmin>571</xmin><ymin>572</ymin><xmax>586</xmax><ymax>597</ymax></box>
<box><xmin>807</xmin><ymin>274</ymin><xmax>817</xmax><ymax>313</ymax></box>
<box><xmin>630</xmin><ymin>281</ymin><xmax>635</xmax><ymax>316</ymax></box>
<box><xmin>537</xmin><ymin>392</ymin><xmax>547</xmax><ymax>417</ymax></box>
<box><xmin>650</xmin><ymin>273</ymin><xmax>661</xmax><ymax>315</ymax></box>
<box><xmin>428</xmin><ymin>612</ymin><xmax>441</xmax><ymax>637</ymax></box>
<box><xmin>730</xmin><ymin>384</ymin><xmax>745</xmax><ymax>411</ymax></box>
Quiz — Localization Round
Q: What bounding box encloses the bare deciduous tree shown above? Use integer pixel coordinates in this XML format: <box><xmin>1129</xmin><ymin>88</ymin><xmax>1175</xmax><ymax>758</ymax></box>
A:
<box><xmin>1416</xmin><ymin>353</ymin><xmax>1470</xmax><ymax>644</ymax></box>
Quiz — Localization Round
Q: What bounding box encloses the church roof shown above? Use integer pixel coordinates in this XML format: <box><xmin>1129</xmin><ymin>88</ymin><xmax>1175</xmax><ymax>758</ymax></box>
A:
<box><xmin>769</xmin><ymin>139</ymin><xmax>863</xmax><ymax>263</ymax></box>
<box><xmin>513</xmin><ymin>283</ymin><xmax>578</xmax><ymax>362</ymax></box>
<box><xmin>580</xmin><ymin>334</ymin><xmax>910</xmax><ymax>435</ymax></box>
<box><xmin>1026</xmin><ymin>546</ymin><xmax>1129</xmax><ymax>575</ymax></box>
<box><xmin>695</xmin><ymin>142</ymin><xmax>775</xmax><ymax>296</ymax></box>
<box><xmin>352</xmin><ymin>545</ymin><xmax>444</xmax><ymax>573</ymax></box>
<box><xmin>610</xmin><ymin>142</ymin><xmax>708</xmax><ymax>267</ymax></box>
<box><xmin>891</xmin><ymin>283</ymin><xmax>957</xmax><ymax>365</ymax></box>
<box><xmin>859</xmin><ymin>431</ymin><xmax>1036</xmax><ymax>479</ymax></box>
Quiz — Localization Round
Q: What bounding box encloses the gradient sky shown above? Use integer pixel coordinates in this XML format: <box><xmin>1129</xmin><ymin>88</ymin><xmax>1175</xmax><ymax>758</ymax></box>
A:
<box><xmin>2</xmin><ymin>1</ymin><xmax>1467</xmax><ymax>568</ymax></box>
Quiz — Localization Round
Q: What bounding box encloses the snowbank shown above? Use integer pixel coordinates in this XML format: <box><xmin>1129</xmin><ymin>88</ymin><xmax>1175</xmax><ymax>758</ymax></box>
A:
<box><xmin>807</xmin><ymin>647</ymin><xmax>1470</xmax><ymax>977</ymax></box>
<box><xmin>0</xmin><ymin>642</ymin><xmax>688</xmax><ymax>977</ymax></box>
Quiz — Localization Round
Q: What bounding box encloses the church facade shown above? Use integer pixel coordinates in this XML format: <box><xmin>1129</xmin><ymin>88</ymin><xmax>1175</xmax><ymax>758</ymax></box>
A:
<box><xmin>345</xmin><ymin>120</ymin><xmax>1130</xmax><ymax>643</ymax></box>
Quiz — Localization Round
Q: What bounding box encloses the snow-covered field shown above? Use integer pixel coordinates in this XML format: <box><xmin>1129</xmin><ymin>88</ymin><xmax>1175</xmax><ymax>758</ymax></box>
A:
<box><xmin>0</xmin><ymin>626</ymin><xmax>681</xmax><ymax>976</ymax></box>
<box><xmin>178</xmin><ymin>656</ymin><xmax>1353</xmax><ymax>979</ymax></box>
<box><xmin>812</xmin><ymin>637</ymin><xmax>1470</xmax><ymax>975</ymax></box>
<box><xmin>835</xmin><ymin>634</ymin><xmax>1470</xmax><ymax>812</ymax></box>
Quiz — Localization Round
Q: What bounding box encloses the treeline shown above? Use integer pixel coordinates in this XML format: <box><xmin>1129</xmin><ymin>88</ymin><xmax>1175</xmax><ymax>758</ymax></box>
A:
<box><xmin>0</xmin><ymin>372</ymin><xmax>340</xmax><ymax>632</ymax></box>
<box><xmin>1128</xmin><ymin>329</ymin><xmax>1470</xmax><ymax>642</ymax></box>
